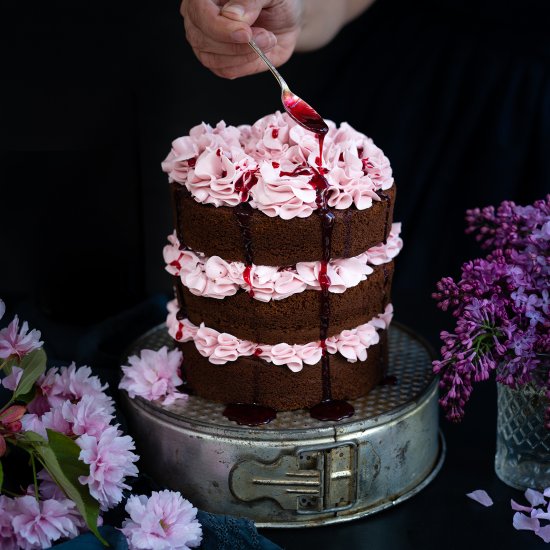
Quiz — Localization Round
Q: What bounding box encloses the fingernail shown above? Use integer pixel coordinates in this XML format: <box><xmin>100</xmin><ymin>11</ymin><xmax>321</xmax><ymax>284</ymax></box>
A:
<box><xmin>254</xmin><ymin>33</ymin><xmax>276</xmax><ymax>49</ymax></box>
<box><xmin>230</xmin><ymin>29</ymin><xmax>250</xmax><ymax>43</ymax></box>
<box><xmin>222</xmin><ymin>4</ymin><xmax>245</xmax><ymax>19</ymax></box>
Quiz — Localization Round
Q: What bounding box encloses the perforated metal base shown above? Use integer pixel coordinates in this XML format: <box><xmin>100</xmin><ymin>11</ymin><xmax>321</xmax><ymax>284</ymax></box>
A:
<box><xmin>123</xmin><ymin>323</ymin><xmax>444</xmax><ymax>527</ymax></box>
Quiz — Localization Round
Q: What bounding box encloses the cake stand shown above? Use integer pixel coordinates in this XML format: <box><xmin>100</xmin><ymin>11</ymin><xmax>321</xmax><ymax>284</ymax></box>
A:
<box><xmin>122</xmin><ymin>323</ymin><xmax>445</xmax><ymax>528</ymax></box>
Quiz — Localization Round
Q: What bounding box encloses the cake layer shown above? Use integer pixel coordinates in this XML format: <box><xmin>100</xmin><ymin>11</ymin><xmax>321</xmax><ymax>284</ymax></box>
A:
<box><xmin>178</xmin><ymin>331</ymin><xmax>387</xmax><ymax>410</ymax></box>
<box><xmin>181</xmin><ymin>262</ymin><xmax>393</xmax><ymax>345</ymax></box>
<box><xmin>167</xmin><ymin>303</ymin><xmax>392</xmax><ymax>370</ymax></box>
<box><xmin>172</xmin><ymin>183</ymin><xmax>395</xmax><ymax>265</ymax></box>
<box><xmin>164</xmin><ymin>223</ymin><xmax>402</xmax><ymax>302</ymax></box>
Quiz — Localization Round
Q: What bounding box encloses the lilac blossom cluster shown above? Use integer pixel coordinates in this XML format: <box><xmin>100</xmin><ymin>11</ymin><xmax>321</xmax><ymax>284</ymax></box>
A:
<box><xmin>0</xmin><ymin>300</ymin><xmax>202</xmax><ymax>549</ymax></box>
<box><xmin>432</xmin><ymin>196</ymin><xmax>550</xmax><ymax>425</ymax></box>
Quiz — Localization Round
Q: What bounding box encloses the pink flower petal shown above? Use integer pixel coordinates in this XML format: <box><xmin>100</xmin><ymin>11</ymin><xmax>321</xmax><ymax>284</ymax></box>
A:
<box><xmin>544</xmin><ymin>487</ymin><xmax>550</xmax><ymax>498</ymax></box>
<box><xmin>512</xmin><ymin>512</ymin><xmax>540</xmax><ymax>532</ymax></box>
<box><xmin>531</xmin><ymin>508</ymin><xmax>550</xmax><ymax>521</ymax></box>
<box><xmin>466</xmin><ymin>490</ymin><xmax>493</xmax><ymax>507</ymax></box>
<box><xmin>511</xmin><ymin>499</ymin><xmax>533</xmax><ymax>513</ymax></box>
<box><xmin>525</xmin><ymin>488</ymin><xmax>546</xmax><ymax>507</ymax></box>
<box><xmin>536</xmin><ymin>524</ymin><xmax>550</xmax><ymax>543</ymax></box>
<box><xmin>1</xmin><ymin>366</ymin><xmax>23</xmax><ymax>391</ymax></box>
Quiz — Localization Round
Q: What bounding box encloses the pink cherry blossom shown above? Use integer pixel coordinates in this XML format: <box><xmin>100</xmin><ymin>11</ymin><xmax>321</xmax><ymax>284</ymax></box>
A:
<box><xmin>21</xmin><ymin>407</ymin><xmax>71</xmax><ymax>439</ymax></box>
<box><xmin>0</xmin><ymin>316</ymin><xmax>43</xmax><ymax>359</ymax></box>
<box><xmin>11</xmin><ymin>495</ymin><xmax>80</xmax><ymax>549</ymax></box>
<box><xmin>121</xmin><ymin>490</ymin><xmax>202</xmax><ymax>550</ymax></box>
<box><xmin>61</xmin><ymin>394</ymin><xmax>114</xmax><ymax>438</ymax></box>
<box><xmin>47</xmin><ymin>363</ymin><xmax>114</xmax><ymax>415</ymax></box>
<box><xmin>119</xmin><ymin>347</ymin><xmax>186</xmax><ymax>405</ymax></box>
<box><xmin>77</xmin><ymin>425</ymin><xmax>139</xmax><ymax>510</ymax></box>
<box><xmin>0</xmin><ymin>495</ymin><xmax>17</xmax><ymax>550</ymax></box>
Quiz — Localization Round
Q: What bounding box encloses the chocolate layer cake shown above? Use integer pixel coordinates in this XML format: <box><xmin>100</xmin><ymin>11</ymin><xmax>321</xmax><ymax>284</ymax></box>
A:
<box><xmin>162</xmin><ymin>112</ymin><xmax>401</xmax><ymax>418</ymax></box>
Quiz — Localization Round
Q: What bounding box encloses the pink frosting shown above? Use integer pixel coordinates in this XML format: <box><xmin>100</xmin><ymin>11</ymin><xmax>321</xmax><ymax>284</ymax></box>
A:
<box><xmin>162</xmin><ymin>113</ymin><xmax>394</xmax><ymax>218</ymax></box>
<box><xmin>163</xmin><ymin>224</ymin><xmax>402</xmax><ymax>301</ymax></box>
<box><xmin>167</xmin><ymin>301</ymin><xmax>393</xmax><ymax>372</ymax></box>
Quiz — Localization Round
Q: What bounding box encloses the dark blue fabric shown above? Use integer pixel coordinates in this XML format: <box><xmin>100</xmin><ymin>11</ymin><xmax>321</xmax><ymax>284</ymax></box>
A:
<box><xmin>53</xmin><ymin>512</ymin><xmax>281</xmax><ymax>549</ymax></box>
<box><xmin>55</xmin><ymin>527</ymin><xmax>128</xmax><ymax>549</ymax></box>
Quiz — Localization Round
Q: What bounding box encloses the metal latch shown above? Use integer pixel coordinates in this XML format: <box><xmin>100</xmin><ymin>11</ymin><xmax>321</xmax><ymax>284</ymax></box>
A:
<box><xmin>230</xmin><ymin>441</ymin><xmax>358</xmax><ymax>514</ymax></box>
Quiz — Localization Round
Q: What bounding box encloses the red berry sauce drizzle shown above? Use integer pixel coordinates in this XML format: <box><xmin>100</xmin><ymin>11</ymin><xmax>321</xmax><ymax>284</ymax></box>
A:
<box><xmin>234</xmin><ymin>170</ymin><xmax>258</xmax><ymax>297</ymax></box>
<box><xmin>282</xmin><ymin>99</ymin><xmax>354</xmax><ymax>420</ymax></box>
<box><xmin>223</xmin><ymin>402</ymin><xmax>277</xmax><ymax>426</ymax></box>
<box><xmin>224</xmin><ymin>169</ymin><xmax>277</xmax><ymax>426</ymax></box>
<box><xmin>308</xmin><ymin>144</ymin><xmax>355</xmax><ymax>422</ymax></box>
<box><xmin>224</xmin><ymin>99</ymin><xmax>356</xmax><ymax>424</ymax></box>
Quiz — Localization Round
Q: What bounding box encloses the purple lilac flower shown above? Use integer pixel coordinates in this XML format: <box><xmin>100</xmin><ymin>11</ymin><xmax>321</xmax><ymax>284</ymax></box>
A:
<box><xmin>434</xmin><ymin>196</ymin><xmax>550</xmax><ymax>423</ymax></box>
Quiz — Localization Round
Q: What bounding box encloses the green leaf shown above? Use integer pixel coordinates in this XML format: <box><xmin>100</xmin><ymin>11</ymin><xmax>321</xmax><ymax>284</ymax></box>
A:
<box><xmin>13</xmin><ymin>349</ymin><xmax>47</xmax><ymax>401</ymax></box>
<box><xmin>21</xmin><ymin>430</ymin><xmax>108</xmax><ymax>546</ymax></box>
<box><xmin>12</xmin><ymin>386</ymin><xmax>37</xmax><ymax>405</ymax></box>
<box><xmin>0</xmin><ymin>460</ymin><xmax>3</xmax><ymax>493</ymax></box>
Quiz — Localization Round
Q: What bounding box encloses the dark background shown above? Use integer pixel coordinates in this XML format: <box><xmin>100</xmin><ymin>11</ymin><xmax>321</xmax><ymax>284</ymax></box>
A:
<box><xmin>1</xmin><ymin>0</ymin><xmax>549</xmax><ymax>548</ymax></box>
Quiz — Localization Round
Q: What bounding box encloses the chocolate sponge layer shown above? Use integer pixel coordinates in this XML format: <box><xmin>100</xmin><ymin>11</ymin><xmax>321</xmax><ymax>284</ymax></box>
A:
<box><xmin>172</xmin><ymin>184</ymin><xmax>395</xmax><ymax>265</ymax></box>
<box><xmin>182</xmin><ymin>262</ymin><xmax>394</xmax><ymax>345</ymax></box>
<box><xmin>178</xmin><ymin>331</ymin><xmax>387</xmax><ymax>411</ymax></box>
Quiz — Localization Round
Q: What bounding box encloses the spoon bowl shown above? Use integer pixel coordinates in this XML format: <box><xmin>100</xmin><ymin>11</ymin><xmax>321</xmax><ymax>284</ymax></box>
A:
<box><xmin>248</xmin><ymin>40</ymin><xmax>328</xmax><ymax>136</ymax></box>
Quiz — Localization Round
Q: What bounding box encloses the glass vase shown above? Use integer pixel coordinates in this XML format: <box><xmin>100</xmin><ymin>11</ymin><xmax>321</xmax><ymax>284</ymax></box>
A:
<box><xmin>495</xmin><ymin>366</ymin><xmax>550</xmax><ymax>490</ymax></box>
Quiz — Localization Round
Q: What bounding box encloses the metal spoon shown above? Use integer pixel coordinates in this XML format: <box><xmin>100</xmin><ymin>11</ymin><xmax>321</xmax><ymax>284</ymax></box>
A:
<box><xmin>248</xmin><ymin>39</ymin><xmax>328</xmax><ymax>136</ymax></box>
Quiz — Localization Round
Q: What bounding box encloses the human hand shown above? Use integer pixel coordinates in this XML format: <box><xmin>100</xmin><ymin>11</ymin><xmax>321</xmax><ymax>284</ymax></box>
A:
<box><xmin>180</xmin><ymin>0</ymin><xmax>303</xmax><ymax>79</ymax></box>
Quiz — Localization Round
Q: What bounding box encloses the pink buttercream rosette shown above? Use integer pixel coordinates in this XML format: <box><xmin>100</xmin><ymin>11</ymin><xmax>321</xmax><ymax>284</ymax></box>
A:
<box><xmin>163</xmin><ymin>223</ymin><xmax>402</xmax><ymax>302</ymax></box>
<box><xmin>161</xmin><ymin>113</ymin><xmax>394</xmax><ymax>218</ymax></box>
<box><xmin>167</xmin><ymin>302</ymin><xmax>393</xmax><ymax>373</ymax></box>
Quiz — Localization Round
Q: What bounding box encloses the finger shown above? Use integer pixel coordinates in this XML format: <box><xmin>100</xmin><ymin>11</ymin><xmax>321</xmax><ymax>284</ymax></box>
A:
<box><xmin>183</xmin><ymin>0</ymin><xmax>269</xmax><ymax>44</ymax></box>
<box><xmin>212</xmin><ymin>57</ymin><xmax>271</xmax><ymax>79</ymax></box>
<box><xmin>195</xmin><ymin>47</ymin><xmax>270</xmax><ymax>71</ymax></box>
<box><xmin>185</xmin><ymin>17</ymin><xmax>276</xmax><ymax>55</ymax></box>
<box><xmin>212</xmin><ymin>44</ymin><xmax>293</xmax><ymax>78</ymax></box>
<box><xmin>220</xmin><ymin>0</ymin><xmax>270</xmax><ymax>26</ymax></box>
<box><xmin>193</xmin><ymin>47</ymin><xmax>269</xmax><ymax>73</ymax></box>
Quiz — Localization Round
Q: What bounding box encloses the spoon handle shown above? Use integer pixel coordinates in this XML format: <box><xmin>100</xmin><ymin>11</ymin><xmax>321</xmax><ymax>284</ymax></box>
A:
<box><xmin>248</xmin><ymin>39</ymin><xmax>289</xmax><ymax>92</ymax></box>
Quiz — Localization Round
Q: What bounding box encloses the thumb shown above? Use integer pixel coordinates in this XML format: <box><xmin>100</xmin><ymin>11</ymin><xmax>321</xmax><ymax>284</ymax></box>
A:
<box><xmin>221</xmin><ymin>0</ymin><xmax>270</xmax><ymax>25</ymax></box>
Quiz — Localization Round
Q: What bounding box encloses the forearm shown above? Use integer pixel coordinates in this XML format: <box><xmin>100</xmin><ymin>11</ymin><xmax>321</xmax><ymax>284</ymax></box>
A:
<box><xmin>296</xmin><ymin>0</ymin><xmax>376</xmax><ymax>51</ymax></box>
